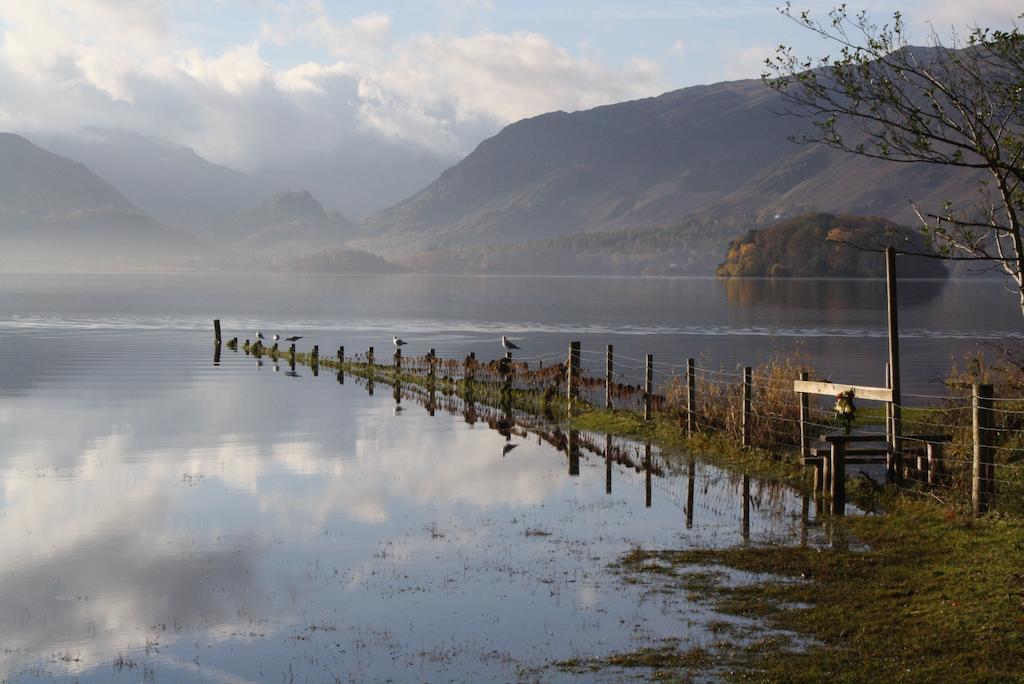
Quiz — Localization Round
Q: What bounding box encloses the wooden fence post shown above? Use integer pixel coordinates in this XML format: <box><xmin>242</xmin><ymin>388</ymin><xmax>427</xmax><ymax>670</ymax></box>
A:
<box><xmin>742</xmin><ymin>366</ymin><xmax>752</xmax><ymax>448</ymax></box>
<box><xmin>687</xmin><ymin>358</ymin><xmax>696</xmax><ymax>436</ymax></box>
<box><xmin>886</xmin><ymin>246</ymin><xmax>903</xmax><ymax>481</ymax></box>
<box><xmin>429</xmin><ymin>348</ymin><xmax>436</xmax><ymax>383</ymax></box>
<box><xmin>644</xmin><ymin>354</ymin><xmax>653</xmax><ymax>421</ymax></box>
<box><xmin>338</xmin><ymin>345</ymin><xmax>344</xmax><ymax>362</ymax></box>
<box><xmin>213</xmin><ymin>319</ymin><xmax>221</xmax><ymax>344</ymax></box>
<box><xmin>395</xmin><ymin>347</ymin><xmax>402</xmax><ymax>372</ymax></box>
<box><xmin>605</xmin><ymin>344</ymin><xmax>614</xmax><ymax>409</ymax></box>
<box><xmin>568</xmin><ymin>341</ymin><xmax>581</xmax><ymax>405</ymax></box>
<box><xmin>973</xmin><ymin>383</ymin><xmax>995</xmax><ymax>516</ymax></box>
<box><xmin>367</xmin><ymin>346</ymin><xmax>374</xmax><ymax>367</ymax></box>
<box><xmin>831</xmin><ymin>440</ymin><xmax>846</xmax><ymax>516</ymax></box>
<box><xmin>799</xmin><ymin>370</ymin><xmax>810</xmax><ymax>460</ymax></box>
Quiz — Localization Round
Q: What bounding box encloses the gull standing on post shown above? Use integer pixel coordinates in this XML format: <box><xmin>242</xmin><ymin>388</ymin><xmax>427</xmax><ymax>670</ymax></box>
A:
<box><xmin>393</xmin><ymin>336</ymin><xmax>407</xmax><ymax>348</ymax></box>
<box><xmin>257</xmin><ymin>330</ymin><xmax>266</xmax><ymax>342</ymax></box>
<box><xmin>501</xmin><ymin>336</ymin><xmax>520</xmax><ymax>351</ymax></box>
<box><xmin>272</xmin><ymin>334</ymin><xmax>280</xmax><ymax>342</ymax></box>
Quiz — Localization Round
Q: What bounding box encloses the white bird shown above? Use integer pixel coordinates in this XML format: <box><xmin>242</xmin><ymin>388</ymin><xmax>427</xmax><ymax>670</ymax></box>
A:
<box><xmin>272</xmin><ymin>334</ymin><xmax>280</xmax><ymax>342</ymax></box>
<box><xmin>393</xmin><ymin>336</ymin><xmax>407</xmax><ymax>347</ymax></box>
<box><xmin>501</xmin><ymin>336</ymin><xmax>520</xmax><ymax>351</ymax></box>
<box><xmin>257</xmin><ymin>330</ymin><xmax>266</xmax><ymax>341</ymax></box>
<box><xmin>285</xmin><ymin>335</ymin><xmax>303</xmax><ymax>343</ymax></box>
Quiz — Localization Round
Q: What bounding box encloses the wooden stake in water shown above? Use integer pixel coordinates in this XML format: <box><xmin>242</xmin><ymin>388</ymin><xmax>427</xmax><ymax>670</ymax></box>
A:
<box><xmin>213</xmin><ymin>319</ymin><xmax>221</xmax><ymax>344</ymax></box>
<box><xmin>604</xmin><ymin>433</ymin><xmax>613</xmax><ymax>494</ymax></box>
<box><xmin>338</xmin><ymin>346</ymin><xmax>344</xmax><ymax>362</ymax></box>
<box><xmin>395</xmin><ymin>347</ymin><xmax>402</xmax><ymax>372</ymax></box>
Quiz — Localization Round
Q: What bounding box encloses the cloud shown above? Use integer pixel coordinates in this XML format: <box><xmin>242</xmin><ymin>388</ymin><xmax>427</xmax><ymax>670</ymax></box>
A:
<box><xmin>0</xmin><ymin>1</ymin><xmax>666</xmax><ymax>169</ymax></box>
<box><xmin>911</xmin><ymin>0</ymin><xmax>1022</xmax><ymax>29</ymax></box>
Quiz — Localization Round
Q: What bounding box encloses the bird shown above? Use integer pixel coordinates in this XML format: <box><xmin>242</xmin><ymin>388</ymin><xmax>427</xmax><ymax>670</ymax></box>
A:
<box><xmin>257</xmin><ymin>330</ymin><xmax>266</xmax><ymax>341</ymax></box>
<box><xmin>501</xmin><ymin>336</ymin><xmax>520</xmax><ymax>351</ymax></box>
<box><xmin>285</xmin><ymin>335</ymin><xmax>303</xmax><ymax>342</ymax></box>
<box><xmin>272</xmin><ymin>334</ymin><xmax>280</xmax><ymax>342</ymax></box>
<box><xmin>393</xmin><ymin>336</ymin><xmax>407</xmax><ymax>347</ymax></box>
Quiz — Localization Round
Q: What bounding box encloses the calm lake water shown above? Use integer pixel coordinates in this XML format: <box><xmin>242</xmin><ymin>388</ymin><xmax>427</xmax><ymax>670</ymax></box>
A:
<box><xmin>0</xmin><ymin>273</ymin><xmax>1017</xmax><ymax>681</ymax></box>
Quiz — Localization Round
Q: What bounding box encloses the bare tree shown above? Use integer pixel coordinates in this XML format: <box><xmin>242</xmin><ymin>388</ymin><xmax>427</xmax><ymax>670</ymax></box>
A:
<box><xmin>764</xmin><ymin>4</ymin><xmax>1024</xmax><ymax>316</ymax></box>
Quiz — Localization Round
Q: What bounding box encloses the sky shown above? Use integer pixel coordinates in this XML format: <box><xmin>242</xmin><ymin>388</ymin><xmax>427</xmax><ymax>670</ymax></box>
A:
<box><xmin>0</xmin><ymin>0</ymin><xmax>1019</xmax><ymax>172</ymax></box>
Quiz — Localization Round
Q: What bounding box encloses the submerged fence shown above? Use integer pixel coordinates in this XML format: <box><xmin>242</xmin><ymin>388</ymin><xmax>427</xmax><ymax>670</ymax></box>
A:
<box><xmin>217</xmin><ymin>321</ymin><xmax>1024</xmax><ymax>518</ymax></box>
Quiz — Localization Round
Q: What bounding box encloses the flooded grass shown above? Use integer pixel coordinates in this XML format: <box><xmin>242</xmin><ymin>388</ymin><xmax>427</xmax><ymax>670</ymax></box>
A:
<box><xmin>599</xmin><ymin>497</ymin><xmax>1024</xmax><ymax>682</ymax></box>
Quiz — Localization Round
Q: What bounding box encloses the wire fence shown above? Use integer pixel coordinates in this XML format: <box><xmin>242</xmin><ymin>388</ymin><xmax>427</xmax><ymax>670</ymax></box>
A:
<box><xmin>237</xmin><ymin>336</ymin><xmax>1024</xmax><ymax>517</ymax></box>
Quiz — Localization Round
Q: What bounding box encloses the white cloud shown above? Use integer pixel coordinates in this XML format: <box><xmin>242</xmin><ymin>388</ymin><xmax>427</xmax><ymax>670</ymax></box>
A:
<box><xmin>0</xmin><ymin>1</ymin><xmax>666</xmax><ymax>169</ymax></box>
<box><xmin>724</xmin><ymin>44</ymin><xmax>773</xmax><ymax>81</ymax></box>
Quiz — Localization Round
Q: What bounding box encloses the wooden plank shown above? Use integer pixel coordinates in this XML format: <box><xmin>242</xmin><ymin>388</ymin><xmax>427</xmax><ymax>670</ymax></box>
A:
<box><xmin>795</xmin><ymin>380</ymin><xmax>893</xmax><ymax>402</ymax></box>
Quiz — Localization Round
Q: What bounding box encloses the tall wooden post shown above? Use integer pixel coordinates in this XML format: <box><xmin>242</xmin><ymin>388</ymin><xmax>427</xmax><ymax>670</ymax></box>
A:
<box><xmin>605</xmin><ymin>344</ymin><xmax>614</xmax><ymax>409</ymax></box>
<box><xmin>213</xmin><ymin>319</ymin><xmax>222</xmax><ymax>344</ymax></box>
<box><xmin>644</xmin><ymin>354</ymin><xmax>653</xmax><ymax>421</ymax></box>
<box><xmin>798</xmin><ymin>370</ymin><xmax>810</xmax><ymax>459</ymax></box>
<box><xmin>311</xmin><ymin>345</ymin><xmax>319</xmax><ymax>377</ymax></box>
<box><xmin>367</xmin><ymin>346</ymin><xmax>374</xmax><ymax>367</ymax></box>
<box><xmin>289</xmin><ymin>343</ymin><xmax>296</xmax><ymax>370</ymax></box>
<box><xmin>687</xmin><ymin>358</ymin><xmax>696</xmax><ymax>436</ymax></box>
<box><xmin>973</xmin><ymin>383</ymin><xmax>995</xmax><ymax>516</ymax></box>
<box><xmin>428</xmin><ymin>348</ymin><xmax>436</xmax><ymax>383</ymax></box>
<box><xmin>395</xmin><ymin>347</ymin><xmax>402</xmax><ymax>372</ymax></box>
<box><xmin>886</xmin><ymin>246</ymin><xmax>903</xmax><ymax>479</ymax></box>
<box><xmin>338</xmin><ymin>345</ymin><xmax>344</xmax><ymax>362</ymax></box>
<box><xmin>567</xmin><ymin>341</ymin><xmax>581</xmax><ymax>405</ymax></box>
<box><xmin>741</xmin><ymin>366</ymin><xmax>752</xmax><ymax>448</ymax></box>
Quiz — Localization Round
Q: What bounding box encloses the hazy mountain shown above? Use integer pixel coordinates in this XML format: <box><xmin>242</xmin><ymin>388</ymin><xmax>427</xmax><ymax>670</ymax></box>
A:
<box><xmin>360</xmin><ymin>77</ymin><xmax>980</xmax><ymax>256</ymax></box>
<box><xmin>257</xmin><ymin>139</ymin><xmax>456</xmax><ymax>222</ymax></box>
<box><xmin>0</xmin><ymin>133</ymin><xmax>195</xmax><ymax>269</ymax></box>
<box><xmin>215</xmin><ymin>190</ymin><xmax>361</xmax><ymax>256</ymax></box>
<box><xmin>36</xmin><ymin>128</ymin><xmax>271</xmax><ymax>230</ymax></box>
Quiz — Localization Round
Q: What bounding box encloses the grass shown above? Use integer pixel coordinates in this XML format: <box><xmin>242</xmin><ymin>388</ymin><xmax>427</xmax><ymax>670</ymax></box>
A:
<box><xmin>602</xmin><ymin>498</ymin><xmax>1024</xmax><ymax>682</ymax></box>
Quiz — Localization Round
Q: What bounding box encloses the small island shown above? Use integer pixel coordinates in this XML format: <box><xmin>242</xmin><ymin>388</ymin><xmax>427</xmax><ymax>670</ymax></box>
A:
<box><xmin>716</xmin><ymin>213</ymin><xmax>949</xmax><ymax>278</ymax></box>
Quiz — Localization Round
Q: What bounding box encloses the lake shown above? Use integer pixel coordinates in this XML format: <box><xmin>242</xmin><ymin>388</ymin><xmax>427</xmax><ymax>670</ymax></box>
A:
<box><xmin>0</xmin><ymin>273</ymin><xmax>1017</xmax><ymax>682</ymax></box>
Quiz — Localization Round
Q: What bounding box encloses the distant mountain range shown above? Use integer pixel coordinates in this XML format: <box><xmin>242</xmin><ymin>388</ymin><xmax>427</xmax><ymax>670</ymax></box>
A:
<box><xmin>357</xmin><ymin>77</ymin><xmax>980</xmax><ymax>260</ymax></box>
<box><xmin>0</xmin><ymin>133</ymin><xmax>195</xmax><ymax>269</ymax></box>
<box><xmin>37</xmin><ymin>128</ymin><xmax>271</xmax><ymax>231</ymax></box>
<box><xmin>0</xmin><ymin>57</ymin><xmax>989</xmax><ymax>275</ymax></box>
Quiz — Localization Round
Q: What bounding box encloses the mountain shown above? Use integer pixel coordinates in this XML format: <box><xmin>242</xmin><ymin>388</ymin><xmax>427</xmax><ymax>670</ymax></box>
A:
<box><xmin>257</xmin><ymin>138</ymin><xmax>455</xmax><ymax>222</ymax></box>
<box><xmin>716</xmin><ymin>213</ymin><xmax>948</xmax><ymax>278</ymax></box>
<box><xmin>0</xmin><ymin>133</ymin><xmax>195</xmax><ymax>268</ymax></box>
<box><xmin>35</xmin><ymin>128</ymin><xmax>271</xmax><ymax>230</ymax></box>
<box><xmin>359</xmin><ymin>77</ymin><xmax>980</xmax><ymax>256</ymax></box>
<box><xmin>215</xmin><ymin>190</ymin><xmax>361</xmax><ymax>256</ymax></box>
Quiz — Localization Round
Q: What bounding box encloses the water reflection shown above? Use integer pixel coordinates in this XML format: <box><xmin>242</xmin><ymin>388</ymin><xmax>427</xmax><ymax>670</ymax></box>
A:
<box><xmin>722</xmin><ymin>277</ymin><xmax>946</xmax><ymax>309</ymax></box>
<box><xmin>0</xmin><ymin>330</ymin><xmax>830</xmax><ymax>683</ymax></box>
